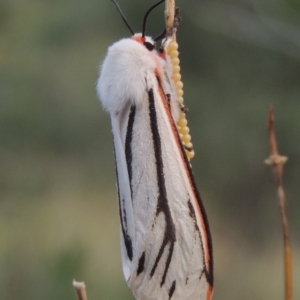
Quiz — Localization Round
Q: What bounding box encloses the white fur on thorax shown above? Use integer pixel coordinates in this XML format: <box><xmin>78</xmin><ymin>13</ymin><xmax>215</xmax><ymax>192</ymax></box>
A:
<box><xmin>97</xmin><ymin>35</ymin><xmax>164</xmax><ymax>114</ymax></box>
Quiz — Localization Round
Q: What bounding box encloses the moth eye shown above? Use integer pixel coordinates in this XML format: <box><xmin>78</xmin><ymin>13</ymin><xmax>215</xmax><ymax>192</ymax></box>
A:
<box><xmin>144</xmin><ymin>42</ymin><xmax>155</xmax><ymax>51</ymax></box>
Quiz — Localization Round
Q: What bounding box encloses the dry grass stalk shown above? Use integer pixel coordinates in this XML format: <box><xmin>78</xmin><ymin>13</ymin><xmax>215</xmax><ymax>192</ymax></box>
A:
<box><xmin>264</xmin><ymin>106</ymin><xmax>293</xmax><ymax>300</ymax></box>
<box><xmin>73</xmin><ymin>280</ymin><xmax>88</xmax><ymax>300</ymax></box>
<box><xmin>165</xmin><ymin>0</ymin><xmax>176</xmax><ymax>41</ymax></box>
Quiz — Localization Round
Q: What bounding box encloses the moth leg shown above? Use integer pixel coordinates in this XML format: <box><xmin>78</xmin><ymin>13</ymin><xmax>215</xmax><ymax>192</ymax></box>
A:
<box><xmin>166</xmin><ymin>93</ymin><xmax>171</xmax><ymax>109</ymax></box>
<box><xmin>184</xmin><ymin>144</ymin><xmax>194</xmax><ymax>152</ymax></box>
<box><xmin>179</xmin><ymin>103</ymin><xmax>188</xmax><ymax>113</ymax></box>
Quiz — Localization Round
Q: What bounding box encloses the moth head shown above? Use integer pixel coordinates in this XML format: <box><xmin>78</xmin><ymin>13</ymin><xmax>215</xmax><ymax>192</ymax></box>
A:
<box><xmin>131</xmin><ymin>34</ymin><xmax>155</xmax><ymax>51</ymax></box>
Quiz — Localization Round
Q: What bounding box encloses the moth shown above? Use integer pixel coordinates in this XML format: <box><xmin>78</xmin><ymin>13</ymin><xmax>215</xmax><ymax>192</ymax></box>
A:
<box><xmin>97</xmin><ymin>1</ymin><xmax>213</xmax><ymax>299</ymax></box>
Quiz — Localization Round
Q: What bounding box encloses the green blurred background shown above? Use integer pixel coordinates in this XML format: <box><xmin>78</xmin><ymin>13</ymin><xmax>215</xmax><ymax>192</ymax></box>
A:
<box><xmin>1</xmin><ymin>0</ymin><xmax>299</xmax><ymax>299</ymax></box>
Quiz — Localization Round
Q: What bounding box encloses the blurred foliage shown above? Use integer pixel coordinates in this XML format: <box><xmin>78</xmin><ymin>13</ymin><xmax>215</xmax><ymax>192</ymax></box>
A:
<box><xmin>0</xmin><ymin>0</ymin><xmax>299</xmax><ymax>299</ymax></box>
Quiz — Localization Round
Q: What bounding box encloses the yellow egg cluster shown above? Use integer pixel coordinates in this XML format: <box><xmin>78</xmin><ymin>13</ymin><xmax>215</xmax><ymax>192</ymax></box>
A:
<box><xmin>166</xmin><ymin>41</ymin><xmax>195</xmax><ymax>160</ymax></box>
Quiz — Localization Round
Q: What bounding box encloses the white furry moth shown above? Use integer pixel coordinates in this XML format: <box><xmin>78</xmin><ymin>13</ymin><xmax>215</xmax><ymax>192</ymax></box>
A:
<box><xmin>96</xmin><ymin>1</ymin><xmax>213</xmax><ymax>299</ymax></box>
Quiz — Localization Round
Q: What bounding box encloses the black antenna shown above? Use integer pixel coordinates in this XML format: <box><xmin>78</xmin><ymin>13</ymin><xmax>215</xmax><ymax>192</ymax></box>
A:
<box><xmin>110</xmin><ymin>0</ymin><xmax>134</xmax><ymax>35</ymax></box>
<box><xmin>142</xmin><ymin>0</ymin><xmax>165</xmax><ymax>37</ymax></box>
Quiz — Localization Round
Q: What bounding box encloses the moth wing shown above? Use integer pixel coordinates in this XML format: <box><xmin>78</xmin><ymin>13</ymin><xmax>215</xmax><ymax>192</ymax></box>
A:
<box><xmin>124</xmin><ymin>72</ymin><xmax>213</xmax><ymax>300</ymax></box>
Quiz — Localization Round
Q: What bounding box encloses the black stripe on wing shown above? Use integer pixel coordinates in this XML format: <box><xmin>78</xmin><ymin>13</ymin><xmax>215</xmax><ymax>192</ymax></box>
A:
<box><xmin>137</xmin><ymin>251</ymin><xmax>146</xmax><ymax>276</ymax></box>
<box><xmin>113</xmin><ymin>145</ymin><xmax>133</xmax><ymax>261</ymax></box>
<box><xmin>148</xmin><ymin>88</ymin><xmax>176</xmax><ymax>287</ymax></box>
<box><xmin>125</xmin><ymin>105</ymin><xmax>136</xmax><ymax>194</ymax></box>
<box><xmin>169</xmin><ymin>280</ymin><xmax>176</xmax><ymax>299</ymax></box>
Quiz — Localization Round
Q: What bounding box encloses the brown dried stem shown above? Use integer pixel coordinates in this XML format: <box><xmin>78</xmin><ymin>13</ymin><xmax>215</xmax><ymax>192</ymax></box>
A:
<box><xmin>165</xmin><ymin>0</ymin><xmax>176</xmax><ymax>40</ymax></box>
<box><xmin>73</xmin><ymin>280</ymin><xmax>88</xmax><ymax>300</ymax></box>
<box><xmin>264</xmin><ymin>106</ymin><xmax>293</xmax><ymax>300</ymax></box>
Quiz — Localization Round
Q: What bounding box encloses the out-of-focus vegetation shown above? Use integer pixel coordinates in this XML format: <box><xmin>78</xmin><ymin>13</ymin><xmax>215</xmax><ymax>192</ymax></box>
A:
<box><xmin>0</xmin><ymin>0</ymin><xmax>299</xmax><ymax>299</ymax></box>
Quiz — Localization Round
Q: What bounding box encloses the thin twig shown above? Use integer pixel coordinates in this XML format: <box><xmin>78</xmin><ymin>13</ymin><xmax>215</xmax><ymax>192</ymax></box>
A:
<box><xmin>264</xmin><ymin>106</ymin><xmax>293</xmax><ymax>300</ymax></box>
<box><xmin>73</xmin><ymin>280</ymin><xmax>88</xmax><ymax>300</ymax></box>
<box><xmin>165</xmin><ymin>0</ymin><xmax>176</xmax><ymax>40</ymax></box>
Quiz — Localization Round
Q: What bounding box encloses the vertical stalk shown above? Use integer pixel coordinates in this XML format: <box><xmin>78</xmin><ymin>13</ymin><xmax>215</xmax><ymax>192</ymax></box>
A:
<box><xmin>165</xmin><ymin>0</ymin><xmax>176</xmax><ymax>40</ymax></box>
<box><xmin>73</xmin><ymin>280</ymin><xmax>88</xmax><ymax>300</ymax></box>
<box><xmin>265</xmin><ymin>106</ymin><xmax>293</xmax><ymax>300</ymax></box>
